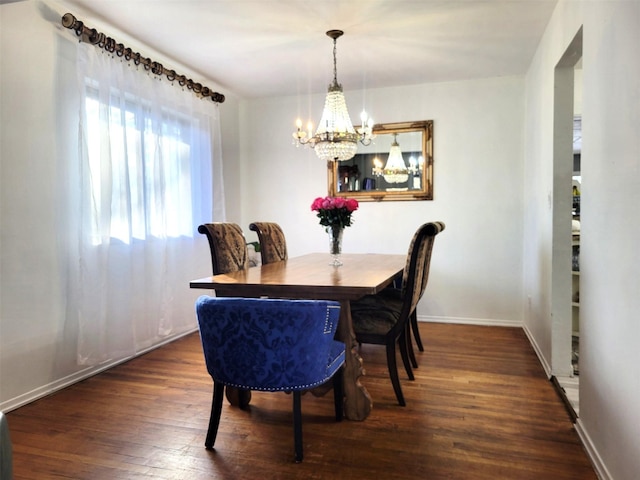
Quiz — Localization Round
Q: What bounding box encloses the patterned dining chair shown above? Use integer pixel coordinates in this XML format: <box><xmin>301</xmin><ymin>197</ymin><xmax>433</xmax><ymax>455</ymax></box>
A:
<box><xmin>408</xmin><ymin>222</ymin><xmax>446</xmax><ymax>364</ymax></box>
<box><xmin>195</xmin><ymin>296</ymin><xmax>345</xmax><ymax>463</ymax></box>
<box><xmin>197</xmin><ymin>222</ymin><xmax>251</xmax><ymax>406</ymax></box>
<box><xmin>248</xmin><ymin>222</ymin><xmax>288</xmax><ymax>265</ymax></box>
<box><xmin>350</xmin><ymin>222</ymin><xmax>444</xmax><ymax>406</ymax></box>
<box><xmin>197</xmin><ymin>223</ymin><xmax>249</xmax><ymax>275</ymax></box>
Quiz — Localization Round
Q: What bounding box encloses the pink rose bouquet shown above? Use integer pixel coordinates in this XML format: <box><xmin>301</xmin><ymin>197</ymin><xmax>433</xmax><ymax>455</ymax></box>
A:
<box><xmin>310</xmin><ymin>196</ymin><xmax>359</xmax><ymax>229</ymax></box>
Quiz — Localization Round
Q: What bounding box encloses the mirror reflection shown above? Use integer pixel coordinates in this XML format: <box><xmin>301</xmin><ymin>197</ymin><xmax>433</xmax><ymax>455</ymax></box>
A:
<box><xmin>327</xmin><ymin>120</ymin><xmax>433</xmax><ymax>202</ymax></box>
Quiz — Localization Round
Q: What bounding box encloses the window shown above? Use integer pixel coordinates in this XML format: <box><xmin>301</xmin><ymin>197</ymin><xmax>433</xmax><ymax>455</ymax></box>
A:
<box><xmin>69</xmin><ymin>46</ymin><xmax>220</xmax><ymax>366</ymax></box>
<box><xmin>84</xmin><ymin>84</ymin><xmax>203</xmax><ymax>245</ymax></box>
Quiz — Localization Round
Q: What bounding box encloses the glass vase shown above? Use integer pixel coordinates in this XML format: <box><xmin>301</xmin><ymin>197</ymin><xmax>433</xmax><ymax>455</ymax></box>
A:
<box><xmin>327</xmin><ymin>225</ymin><xmax>344</xmax><ymax>267</ymax></box>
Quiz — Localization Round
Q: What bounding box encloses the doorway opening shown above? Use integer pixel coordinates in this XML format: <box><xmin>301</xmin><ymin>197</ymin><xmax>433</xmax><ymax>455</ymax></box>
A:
<box><xmin>550</xmin><ymin>27</ymin><xmax>583</xmax><ymax>419</ymax></box>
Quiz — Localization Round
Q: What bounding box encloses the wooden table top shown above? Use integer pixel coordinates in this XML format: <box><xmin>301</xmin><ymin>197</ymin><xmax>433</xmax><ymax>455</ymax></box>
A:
<box><xmin>190</xmin><ymin>252</ymin><xmax>406</xmax><ymax>301</ymax></box>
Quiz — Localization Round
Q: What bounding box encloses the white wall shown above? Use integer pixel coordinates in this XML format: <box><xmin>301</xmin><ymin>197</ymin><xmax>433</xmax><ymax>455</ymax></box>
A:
<box><xmin>0</xmin><ymin>0</ymin><xmax>240</xmax><ymax>411</ymax></box>
<box><xmin>523</xmin><ymin>1</ymin><xmax>640</xmax><ymax>479</ymax></box>
<box><xmin>4</xmin><ymin>1</ymin><xmax>638</xmax><ymax>478</ymax></box>
<box><xmin>239</xmin><ymin>77</ymin><xmax>525</xmax><ymax>326</ymax></box>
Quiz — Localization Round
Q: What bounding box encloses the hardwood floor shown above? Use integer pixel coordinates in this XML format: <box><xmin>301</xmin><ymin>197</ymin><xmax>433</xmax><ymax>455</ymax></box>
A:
<box><xmin>6</xmin><ymin>323</ymin><xmax>596</xmax><ymax>479</ymax></box>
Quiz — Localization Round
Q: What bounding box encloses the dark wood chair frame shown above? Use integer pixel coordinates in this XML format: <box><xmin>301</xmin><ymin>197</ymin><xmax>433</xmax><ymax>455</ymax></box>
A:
<box><xmin>352</xmin><ymin>222</ymin><xmax>444</xmax><ymax>406</ymax></box>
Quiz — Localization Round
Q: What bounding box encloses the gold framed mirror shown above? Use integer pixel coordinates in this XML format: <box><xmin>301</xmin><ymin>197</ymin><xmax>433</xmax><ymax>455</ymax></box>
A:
<box><xmin>327</xmin><ymin>120</ymin><xmax>433</xmax><ymax>202</ymax></box>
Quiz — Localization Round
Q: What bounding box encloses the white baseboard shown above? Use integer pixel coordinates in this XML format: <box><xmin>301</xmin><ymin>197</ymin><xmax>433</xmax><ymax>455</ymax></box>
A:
<box><xmin>0</xmin><ymin>327</ymin><xmax>198</xmax><ymax>413</ymax></box>
<box><xmin>575</xmin><ymin>419</ymin><xmax>611</xmax><ymax>480</ymax></box>
<box><xmin>419</xmin><ymin>314</ymin><xmax>522</xmax><ymax>328</ymax></box>
<box><xmin>522</xmin><ymin>323</ymin><xmax>552</xmax><ymax>378</ymax></box>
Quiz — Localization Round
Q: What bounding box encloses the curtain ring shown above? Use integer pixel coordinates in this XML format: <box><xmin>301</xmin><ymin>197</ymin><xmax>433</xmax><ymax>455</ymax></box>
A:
<box><xmin>87</xmin><ymin>28</ymin><xmax>99</xmax><ymax>44</ymax></box>
<box><xmin>151</xmin><ymin>62</ymin><xmax>163</xmax><ymax>75</ymax></box>
<box><xmin>105</xmin><ymin>38</ymin><xmax>115</xmax><ymax>53</ymax></box>
<box><xmin>124</xmin><ymin>48</ymin><xmax>132</xmax><ymax>61</ymax></box>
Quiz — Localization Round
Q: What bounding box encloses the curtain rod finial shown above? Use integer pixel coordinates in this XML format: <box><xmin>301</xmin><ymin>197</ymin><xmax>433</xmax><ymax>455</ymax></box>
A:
<box><xmin>61</xmin><ymin>13</ymin><xmax>76</xmax><ymax>28</ymax></box>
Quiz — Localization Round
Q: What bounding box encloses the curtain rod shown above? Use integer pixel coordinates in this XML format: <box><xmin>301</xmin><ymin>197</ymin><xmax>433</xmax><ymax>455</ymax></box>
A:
<box><xmin>61</xmin><ymin>13</ymin><xmax>225</xmax><ymax>104</ymax></box>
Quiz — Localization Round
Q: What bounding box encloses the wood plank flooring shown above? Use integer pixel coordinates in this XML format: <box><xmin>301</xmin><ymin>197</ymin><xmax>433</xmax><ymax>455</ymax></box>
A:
<box><xmin>5</xmin><ymin>323</ymin><xmax>596</xmax><ymax>479</ymax></box>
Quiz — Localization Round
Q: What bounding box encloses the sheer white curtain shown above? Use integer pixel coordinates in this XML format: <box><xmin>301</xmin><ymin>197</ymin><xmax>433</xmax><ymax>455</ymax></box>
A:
<box><xmin>67</xmin><ymin>45</ymin><xmax>225</xmax><ymax>365</ymax></box>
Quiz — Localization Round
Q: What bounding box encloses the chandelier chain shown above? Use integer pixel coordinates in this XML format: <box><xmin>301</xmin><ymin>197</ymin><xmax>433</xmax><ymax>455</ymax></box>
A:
<box><xmin>332</xmin><ymin>37</ymin><xmax>338</xmax><ymax>86</ymax></box>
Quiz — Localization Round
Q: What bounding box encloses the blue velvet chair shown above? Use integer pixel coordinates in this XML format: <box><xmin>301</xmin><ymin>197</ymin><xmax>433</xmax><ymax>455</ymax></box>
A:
<box><xmin>195</xmin><ymin>296</ymin><xmax>345</xmax><ymax>463</ymax></box>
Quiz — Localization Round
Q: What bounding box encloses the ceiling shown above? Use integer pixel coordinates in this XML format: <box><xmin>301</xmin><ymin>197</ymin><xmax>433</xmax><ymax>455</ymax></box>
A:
<box><xmin>57</xmin><ymin>0</ymin><xmax>558</xmax><ymax>99</ymax></box>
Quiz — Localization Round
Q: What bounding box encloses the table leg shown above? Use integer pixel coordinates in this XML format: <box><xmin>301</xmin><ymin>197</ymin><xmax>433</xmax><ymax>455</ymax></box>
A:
<box><xmin>225</xmin><ymin>387</ymin><xmax>251</xmax><ymax>408</ymax></box>
<box><xmin>337</xmin><ymin>300</ymin><xmax>372</xmax><ymax>421</ymax></box>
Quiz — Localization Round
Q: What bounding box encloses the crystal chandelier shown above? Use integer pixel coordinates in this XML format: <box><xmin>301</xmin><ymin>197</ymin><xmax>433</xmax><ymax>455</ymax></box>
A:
<box><xmin>293</xmin><ymin>30</ymin><xmax>374</xmax><ymax>162</ymax></box>
<box><xmin>382</xmin><ymin>134</ymin><xmax>409</xmax><ymax>184</ymax></box>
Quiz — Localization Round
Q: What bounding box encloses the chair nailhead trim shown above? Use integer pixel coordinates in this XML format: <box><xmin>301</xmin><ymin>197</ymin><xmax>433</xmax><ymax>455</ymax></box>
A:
<box><xmin>324</xmin><ymin>305</ymin><xmax>340</xmax><ymax>334</ymax></box>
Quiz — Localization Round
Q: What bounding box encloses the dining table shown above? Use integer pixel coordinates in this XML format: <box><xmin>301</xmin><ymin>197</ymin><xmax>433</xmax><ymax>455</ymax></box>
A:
<box><xmin>190</xmin><ymin>252</ymin><xmax>406</xmax><ymax>421</ymax></box>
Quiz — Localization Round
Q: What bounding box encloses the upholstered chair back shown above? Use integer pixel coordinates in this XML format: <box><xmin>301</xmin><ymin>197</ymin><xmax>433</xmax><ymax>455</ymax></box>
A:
<box><xmin>401</xmin><ymin>221</ymin><xmax>446</xmax><ymax>320</ymax></box>
<box><xmin>196</xmin><ymin>297</ymin><xmax>343</xmax><ymax>391</ymax></box>
<box><xmin>198</xmin><ymin>223</ymin><xmax>249</xmax><ymax>275</ymax></box>
<box><xmin>248</xmin><ymin>222</ymin><xmax>288</xmax><ymax>265</ymax></box>
<box><xmin>416</xmin><ymin>221</ymin><xmax>446</xmax><ymax>301</ymax></box>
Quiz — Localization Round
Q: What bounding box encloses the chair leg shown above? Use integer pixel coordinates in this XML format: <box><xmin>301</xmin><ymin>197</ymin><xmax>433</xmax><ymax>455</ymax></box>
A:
<box><xmin>399</xmin><ymin>330</ymin><xmax>415</xmax><ymax>381</ymax></box>
<box><xmin>333</xmin><ymin>367</ymin><xmax>344</xmax><ymax>422</ymax></box>
<box><xmin>386</xmin><ymin>341</ymin><xmax>406</xmax><ymax>406</ymax></box>
<box><xmin>411</xmin><ymin>310</ymin><xmax>424</xmax><ymax>352</ymax></box>
<box><xmin>407</xmin><ymin>321</ymin><xmax>418</xmax><ymax>369</ymax></box>
<box><xmin>205</xmin><ymin>381</ymin><xmax>225</xmax><ymax>449</ymax></box>
<box><xmin>293</xmin><ymin>391</ymin><xmax>303</xmax><ymax>462</ymax></box>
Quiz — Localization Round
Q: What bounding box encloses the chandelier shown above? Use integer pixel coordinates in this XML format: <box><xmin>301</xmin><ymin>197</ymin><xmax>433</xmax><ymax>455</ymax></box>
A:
<box><xmin>381</xmin><ymin>133</ymin><xmax>409</xmax><ymax>184</ymax></box>
<box><xmin>292</xmin><ymin>30</ymin><xmax>374</xmax><ymax>162</ymax></box>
